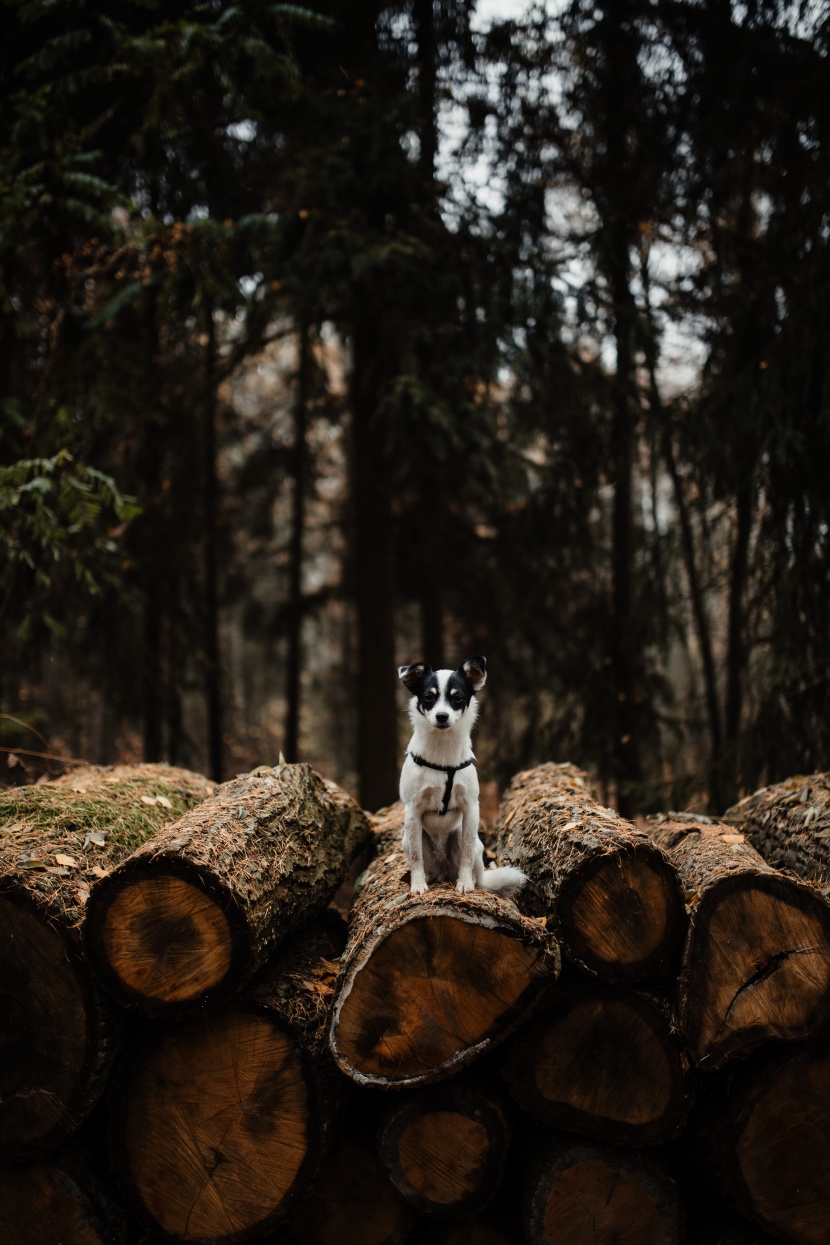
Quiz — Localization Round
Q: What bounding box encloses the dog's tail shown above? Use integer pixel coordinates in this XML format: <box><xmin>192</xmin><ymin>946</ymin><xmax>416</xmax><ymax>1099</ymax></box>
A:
<box><xmin>481</xmin><ymin>864</ymin><xmax>527</xmax><ymax>899</ymax></box>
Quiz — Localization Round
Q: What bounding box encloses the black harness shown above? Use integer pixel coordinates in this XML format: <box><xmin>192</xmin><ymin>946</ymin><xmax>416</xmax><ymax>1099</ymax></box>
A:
<box><xmin>406</xmin><ymin>752</ymin><xmax>475</xmax><ymax>816</ymax></box>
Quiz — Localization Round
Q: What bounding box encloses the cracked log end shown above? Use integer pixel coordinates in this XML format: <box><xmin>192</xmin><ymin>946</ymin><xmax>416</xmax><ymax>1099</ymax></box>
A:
<box><xmin>0</xmin><ymin>895</ymin><xmax>95</xmax><ymax>1160</ymax></box>
<box><xmin>114</xmin><ymin>1013</ymin><xmax>313</xmax><ymax>1243</ymax></box>
<box><xmin>91</xmin><ymin>870</ymin><xmax>238</xmax><ymax>1008</ymax></box>
<box><xmin>524</xmin><ymin>1141</ymin><xmax>684</xmax><ymax>1245</ymax></box>
<box><xmin>685</xmin><ymin>875</ymin><xmax>830</xmax><ymax>1069</ymax></box>
<box><xmin>330</xmin><ymin>907</ymin><xmax>555</xmax><ymax>1087</ymax></box>
<box><xmin>503</xmin><ymin>983</ymin><xmax>691</xmax><ymax>1145</ymax></box>
<box><xmin>719</xmin><ymin>1038</ymin><xmax>830</xmax><ymax>1245</ymax></box>
<box><xmin>559</xmin><ymin>844</ymin><xmax>686</xmax><ymax>982</ymax></box>
<box><xmin>378</xmin><ymin>1088</ymin><xmax>509</xmax><ymax>1216</ymax></box>
<box><xmin>287</xmin><ymin>1142</ymin><xmax>413</xmax><ymax>1245</ymax></box>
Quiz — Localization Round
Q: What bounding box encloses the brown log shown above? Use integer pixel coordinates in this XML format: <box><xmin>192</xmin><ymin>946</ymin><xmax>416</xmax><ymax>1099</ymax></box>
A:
<box><xmin>648</xmin><ymin>816</ymin><xmax>830</xmax><ymax>1068</ymax></box>
<box><xmin>495</xmin><ymin>763</ymin><xmax>686</xmax><ymax>982</ymax></box>
<box><xmin>85</xmin><ymin>763</ymin><xmax>369</xmax><ymax>1013</ymax></box>
<box><xmin>328</xmin><ymin>804</ymin><xmax>559</xmax><ymax>1088</ymax></box>
<box><xmin>0</xmin><ymin>763</ymin><xmax>213</xmax><ymax>1161</ymax></box>
<box><xmin>286</xmin><ymin>1141</ymin><xmax>414</xmax><ymax>1245</ymax></box>
<box><xmin>377</xmin><ymin>1087</ymin><xmax>510</xmax><ymax>1217</ymax></box>
<box><xmin>422</xmin><ymin>1221</ymin><xmax>519</xmax><ymax>1245</ymax></box>
<box><xmin>111</xmin><ymin>918</ymin><xmax>347</xmax><ymax>1244</ymax></box>
<box><xmin>523</xmin><ymin>1138</ymin><xmax>684</xmax><ymax>1245</ymax></box>
<box><xmin>502</xmin><ymin>981</ymin><xmax>692</xmax><ymax>1145</ymax></box>
<box><xmin>713</xmin><ymin>1033</ymin><xmax>830</xmax><ymax>1245</ymax></box>
<box><xmin>0</xmin><ymin>1148</ymin><xmax>128</xmax><ymax>1245</ymax></box>
<box><xmin>725</xmin><ymin>774</ymin><xmax>830</xmax><ymax>888</ymax></box>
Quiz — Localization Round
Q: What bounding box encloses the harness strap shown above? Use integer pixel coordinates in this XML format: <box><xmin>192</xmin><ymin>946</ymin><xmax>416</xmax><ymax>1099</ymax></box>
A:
<box><xmin>406</xmin><ymin>752</ymin><xmax>475</xmax><ymax>816</ymax></box>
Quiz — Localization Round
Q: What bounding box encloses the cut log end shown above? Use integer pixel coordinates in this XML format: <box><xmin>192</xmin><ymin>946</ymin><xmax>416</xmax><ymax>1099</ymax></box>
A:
<box><xmin>560</xmin><ymin>844</ymin><xmax>685</xmax><ymax>981</ymax></box>
<box><xmin>726</xmin><ymin>1040</ymin><xmax>830</xmax><ymax>1245</ymax></box>
<box><xmin>93</xmin><ymin>871</ymin><xmax>237</xmax><ymax>1008</ymax></box>
<box><xmin>288</xmin><ymin>1142</ymin><xmax>413</xmax><ymax>1245</ymax></box>
<box><xmin>379</xmin><ymin>1089</ymin><xmax>509</xmax><ymax>1216</ymax></box>
<box><xmin>525</xmin><ymin>1143</ymin><xmax>683</xmax><ymax>1245</ymax></box>
<box><xmin>0</xmin><ymin>1162</ymin><xmax>122</xmax><ymax>1245</ymax></box>
<box><xmin>686</xmin><ymin>875</ymin><xmax>830</xmax><ymax>1069</ymax></box>
<box><xmin>0</xmin><ymin>895</ymin><xmax>90</xmax><ymax>1159</ymax></box>
<box><xmin>116</xmin><ymin>1012</ymin><xmax>312</xmax><ymax>1242</ymax></box>
<box><xmin>331</xmin><ymin>909</ymin><xmax>552</xmax><ymax>1086</ymax></box>
<box><xmin>504</xmin><ymin>984</ymin><xmax>690</xmax><ymax>1145</ymax></box>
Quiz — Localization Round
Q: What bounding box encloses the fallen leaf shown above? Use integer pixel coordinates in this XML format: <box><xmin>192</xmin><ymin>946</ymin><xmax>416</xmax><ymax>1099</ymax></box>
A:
<box><xmin>55</xmin><ymin>853</ymin><xmax>78</xmax><ymax>867</ymax></box>
<box><xmin>140</xmin><ymin>796</ymin><xmax>158</xmax><ymax>806</ymax></box>
<box><xmin>719</xmin><ymin>833</ymin><xmax>745</xmax><ymax>844</ymax></box>
<box><xmin>83</xmin><ymin>832</ymin><xmax>107</xmax><ymax>848</ymax></box>
<box><xmin>156</xmin><ymin>796</ymin><xmax>173</xmax><ymax>810</ymax></box>
<box><xmin>46</xmin><ymin>866</ymin><xmax>70</xmax><ymax>876</ymax></box>
<box><xmin>90</xmin><ymin>865</ymin><xmax>109</xmax><ymax>878</ymax></box>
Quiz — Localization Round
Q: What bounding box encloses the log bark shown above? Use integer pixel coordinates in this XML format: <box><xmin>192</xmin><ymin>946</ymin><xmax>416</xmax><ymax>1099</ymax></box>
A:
<box><xmin>523</xmin><ymin>1138</ymin><xmax>684</xmax><ymax>1245</ymax></box>
<box><xmin>0</xmin><ymin>763</ymin><xmax>212</xmax><ymax>1161</ymax></box>
<box><xmin>725</xmin><ymin>774</ymin><xmax>830</xmax><ymax>888</ymax></box>
<box><xmin>648</xmin><ymin>816</ymin><xmax>830</xmax><ymax>1069</ymax></box>
<box><xmin>328</xmin><ymin>804</ymin><xmax>559</xmax><ymax>1088</ymax></box>
<box><xmin>377</xmin><ymin>1087</ymin><xmax>510</xmax><ymax>1218</ymax></box>
<box><xmin>286</xmin><ymin>1141</ymin><xmax>414</xmax><ymax>1245</ymax></box>
<box><xmin>0</xmin><ymin>1148</ymin><xmax>128</xmax><ymax>1245</ymax></box>
<box><xmin>111</xmin><ymin>918</ymin><xmax>347</xmax><ymax>1244</ymax></box>
<box><xmin>712</xmin><ymin>1033</ymin><xmax>830</xmax><ymax>1245</ymax></box>
<box><xmin>495</xmin><ymin>764</ymin><xmax>686</xmax><ymax>983</ymax></box>
<box><xmin>502</xmin><ymin>981</ymin><xmax>692</xmax><ymax>1146</ymax></box>
<box><xmin>85</xmin><ymin>763</ymin><xmax>369</xmax><ymax>1013</ymax></box>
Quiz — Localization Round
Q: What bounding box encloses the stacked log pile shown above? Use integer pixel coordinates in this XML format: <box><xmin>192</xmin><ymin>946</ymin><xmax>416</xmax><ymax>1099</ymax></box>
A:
<box><xmin>2</xmin><ymin>760</ymin><xmax>830</xmax><ymax>1244</ymax></box>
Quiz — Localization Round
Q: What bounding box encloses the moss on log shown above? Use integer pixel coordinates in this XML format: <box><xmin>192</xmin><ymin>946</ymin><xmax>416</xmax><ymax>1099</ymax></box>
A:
<box><xmin>0</xmin><ymin>763</ymin><xmax>212</xmax><ymax>1161</ymax></box>
<box><xmin>328</xmin><ymin>804</ymin><xmax>559</xmax><ymax>1088</ymax></box>
<box><xmin>85</xmin><ymin>764</ymin><xmax>369</xmax><ymax>1013</ymax></box>
<box><xmin>112</xmin><ymin>919</ymin><xmax>347</xmax><ymax>1244</ymax></box>
<box><xmin>648</xmin><ymin>816</ymin><xmax>830</xmax><ymax>1068</ymax></box>
<box><xmin>725</xmin><ymin>774</ymin><xmax>830</xmax><ymax>888</ymax></box>
<box><xmin>495</xmin><ymin>763</ymin><xmax>686</xmax><ymax>983</ymax></box>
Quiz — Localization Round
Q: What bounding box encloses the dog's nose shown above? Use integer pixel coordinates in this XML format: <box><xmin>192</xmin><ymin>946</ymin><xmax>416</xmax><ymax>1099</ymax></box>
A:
<box><xmin>435</xmin><ymin>712</ymin><xmax>449</xmax><ymax>725</ymax></box>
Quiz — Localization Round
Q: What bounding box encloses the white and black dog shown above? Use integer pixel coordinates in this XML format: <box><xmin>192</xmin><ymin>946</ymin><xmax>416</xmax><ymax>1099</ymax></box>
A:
<box><xmin>397</xmin><ymin>656</ymin><xmax>526</xmax><ymax>898</ymax></box>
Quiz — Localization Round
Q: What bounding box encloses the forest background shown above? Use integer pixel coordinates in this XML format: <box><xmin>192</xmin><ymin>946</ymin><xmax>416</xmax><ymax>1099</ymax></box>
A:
<box><xmin>1</xmin><ymin>0</ymin><xmax>828</xmax><ymax>818</ymax></box>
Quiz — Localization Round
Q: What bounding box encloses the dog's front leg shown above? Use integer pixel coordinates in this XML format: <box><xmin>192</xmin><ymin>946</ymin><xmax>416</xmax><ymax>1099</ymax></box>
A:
<box><xmin>456</xmin><ymin>803</ymin><xmax>478</xmax><ymax>894</ymax></box>
<box><xmin>404</xmin><ymin>807</ymin><xmax>428</xmax><ymax>895</ymax></box>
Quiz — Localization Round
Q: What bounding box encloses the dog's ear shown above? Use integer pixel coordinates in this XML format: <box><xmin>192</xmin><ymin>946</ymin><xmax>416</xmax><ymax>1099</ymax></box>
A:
<box><xmin>398</xmin><ymin>662</ymin><xmax>431</xmax><ymax>694</ymax></box>
<box><xmin>459</xmin><ymin>655</ymin><xmax>487</xmax><ymax>691</ymax></box>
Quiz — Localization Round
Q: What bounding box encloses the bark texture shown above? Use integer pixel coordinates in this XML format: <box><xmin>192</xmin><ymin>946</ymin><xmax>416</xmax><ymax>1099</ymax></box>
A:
<box><xmin>523</xmin><ymin>1138</ymin><xmax>684</xmax><ymax>1245</ymax></box>
<box><xmin>377</xmin><ymin>1087</ymin><xmax>510</xmax><ymax>1217</ymax></box>
<box><xmin>112</xmin><ymin>919</ymin><xmax>348</xmax><ymax>1244</ymax></box>
<box><xmin>712</xmin><ymin>1034</ymin><xmax>830</xmax><ymax>1245</ymax></box>
<box><xmin>329</xmin><ymin>804</ymin><xmax>559</xmax><ymax>1088</ymax></box>
<box><xmin>725</xmin><ymin>774</ymin><xmax>830</xmax><ymax>888</ymax></box>
<box><xmin>496</xmin><ymin>763</ymin><xmax>686</xmax><ymax>982</ymax></box>
<box><xmin>286</xmin><ymin>1141</ymin><xmax>414</xmax><ymax>1245</ymax></box>
<box><xmin>502</xmin><ymin>982</ymin><xmax>692</xmax><ymax>1146</ymax></box>
<box><xmin>0</xmin><ymin>763</ymin><xmax>212</xmax><ymax>1161</ymax></box>
<box><xmin>85</xmin><ymin>763</ymin><xmax>369</xmax><ymax>1013</ymax></box>
<box><xmin>649</xmin><ymin>816</ymin><xmax>830</xmax><ymax>1068</ymax></box>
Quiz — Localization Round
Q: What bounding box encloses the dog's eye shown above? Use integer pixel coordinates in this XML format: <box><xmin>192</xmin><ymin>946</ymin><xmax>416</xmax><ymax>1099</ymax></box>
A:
<box><xmin>450</xmin><ymin>690</ymin><xmax>459</xmax><ymax>698</ymax></box>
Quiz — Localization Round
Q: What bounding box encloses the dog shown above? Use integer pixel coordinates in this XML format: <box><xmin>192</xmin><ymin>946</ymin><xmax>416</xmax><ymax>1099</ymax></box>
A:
<box><xmin>397</xmin><ymin>656</ymin><xmax>526</xmax><ymax>898</ymax></box>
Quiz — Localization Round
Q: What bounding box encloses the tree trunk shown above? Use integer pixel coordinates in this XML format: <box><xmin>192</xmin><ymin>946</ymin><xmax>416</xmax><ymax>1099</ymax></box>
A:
<box><xmin>0</xmin><ymin>1149</ymin><xmax>128</xmax><ymax>1245</ymax></box>
<box><xmin>503</xmin><ymin>982</ymin><xmax>692</xmax><ymax>1146</ymax></box>
<box><xmin>523</xmin><ymin>1137</ymin><xmax>684</xmax><ymax>1245</ymax></box>
<box><xmin>724</xmin><ymin>773</ymin><xmax>830</xmax><ymax>886</ymax></box>
<box><xmin>712</xmin><ymin>1033</ymin><xmax>830</xmax><ymax>1245</ymax></box>
<box><xmin>495</xmin><ymin>763</ymin><xmax>686</xmax><ymax>983</ymax></box>
<box><xmin>284</xmin><ymin>327</ymin><xmax>311</xmax><ymax>763</ymax></box>
<box><xmin>0</xmin><ymin>764</ymin><xmax>212</xmax><ymax>1161</ymax></box>
<box><xmin>85</xmin><ymin>764</ymin><xmax>369</xmax><ymax>1014</ymax></box>
<box><xmin>648</xmin><ymin>816</ymin><xmax>830</xmax><ymax>1069</ymax></box>
<box><xmin>350</xmin><ymin>310</ymin><xmax>399</xmax><ymax>811</ymax></box>
<box><xmin>328</xmin><ymin>804</ymin><xmax>559</xmax><ymax>1088</ymax></box>
<box><xmin>287</xmin><ymin>1141</ymin><xmax>414</xmax><ymax>1245</ymax></box>
<box><xmin>203</xmin><ymin>301</ymin><xmax>223</xmax><ymax>782</ymax></box>
<box><xmin>112</xmin><ymin>919</ymin><xmax>347</xmax><ymax>1244</ymax></box>
<box><xmin>377</xmin><ymin>1087</ymin><xmax>510</xmax><ymax>1218</ymax></box>
<box><xmin>722</xmin><ymin>479</ymin><xmax>753</xmax><ymax>801</ymax></box>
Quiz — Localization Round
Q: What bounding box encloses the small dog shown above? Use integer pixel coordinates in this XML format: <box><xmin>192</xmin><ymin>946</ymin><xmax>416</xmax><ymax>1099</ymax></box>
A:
<box><xmin>398</xmin><ymin>656</ymin><xmax>526</xmax><ymax>898</ymax></box>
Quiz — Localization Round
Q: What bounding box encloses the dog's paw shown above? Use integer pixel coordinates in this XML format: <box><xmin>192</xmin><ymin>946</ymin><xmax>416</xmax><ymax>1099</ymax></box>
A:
<box><xmin>455</xmin><ymin>875</ymin><xmax>475</xmax><ymax>894</ymax></box>
<box><xmin>410</xmin><ymin>878</ymin><xmax>429</xmax><ymax>895</ymax></box>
